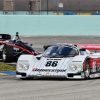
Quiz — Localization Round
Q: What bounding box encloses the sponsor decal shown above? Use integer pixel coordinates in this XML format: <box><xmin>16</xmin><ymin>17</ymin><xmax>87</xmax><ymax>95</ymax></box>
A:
<box><xmin>33</xmin><ymin>68</ymin><xmax>66</xmax><ymax>73</ymax></box>
<box><xmin>72</xmin><ymin>61</ymin><xmax>82</xmax><ymax>62</ymax></box>
<box><xmin>92</xmin><ymin>61</ymin><xmax>96</xmax><ymax>72</ymax></box>
<box><xmin>47</xmin><ymin>59</ymin><xmax>61</xmax><ymax>60</ymax></box>
<box><xmin>45</xmin><ymin>61</ymin><xmax>58</xmax><ymax>67</ymax></box>
<box><xmin>13</xmin><ymin>47</ymin><xmax>19</xmax><ymax>51</ymax></box>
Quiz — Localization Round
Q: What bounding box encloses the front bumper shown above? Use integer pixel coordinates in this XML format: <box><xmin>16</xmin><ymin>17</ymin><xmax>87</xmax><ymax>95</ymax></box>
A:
<box><xmin>16</xmin><ymin>71</ymin><xmax>27</xmax><ymax>78</ymax></box>
<box><xmin>16</xmin><ymin>71</ymin><xmax>84</xmax><ymax>79</ymax></box>
<box><xmin>67</xmin><ymin>72</ymin><xmax>84</xmax><ymax>79</ymax></box>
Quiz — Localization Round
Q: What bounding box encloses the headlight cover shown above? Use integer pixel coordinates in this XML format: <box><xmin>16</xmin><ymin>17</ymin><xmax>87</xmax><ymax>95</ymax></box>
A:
<box><xmin>69</xmin><ymin>64</ymin><xmax>82</xmax><ymax>72</ymax></box>
<box><xmin>17</xmin><ymin>60</ymin><xmax>29</xmax><ymax>71</ymax></box>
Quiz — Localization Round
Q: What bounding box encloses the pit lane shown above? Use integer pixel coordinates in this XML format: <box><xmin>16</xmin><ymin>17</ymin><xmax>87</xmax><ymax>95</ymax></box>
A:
<box><xmin>0</xmin><ymin>36</ymin><xmax>100</xmax><ymax>100</ymax></box>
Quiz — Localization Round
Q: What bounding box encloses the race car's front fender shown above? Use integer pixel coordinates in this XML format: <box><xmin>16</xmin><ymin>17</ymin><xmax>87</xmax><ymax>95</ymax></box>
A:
<box><xmin>66</xmin><ymin>55</ymin><xmax>89</xmax><ymax>79</ymax></box>
<box><xmin>70</xmin><ymin>55</ymin><xmax>88</xmax><ymax>71</ymax></box>
<box><xmin>16</xmin><ymin>54</ymin><xmax>40</xmax><ymax>78</ymax></box>
<box><xmin>71</xmin><ymin>55</ymin><xmax>88</xmax><ymax>63</ymax></box>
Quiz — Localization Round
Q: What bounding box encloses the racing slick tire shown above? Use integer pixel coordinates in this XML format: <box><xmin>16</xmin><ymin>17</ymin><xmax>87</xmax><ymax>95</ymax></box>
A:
<box><xmin>2</xmin><ymin>45</ymin><xmax>14</xmax><ymax>62</ymax></box>
<box><xmin>83</xmin><ymin>61</ymin><xmax>90</xmax><ymax>79</ymax></box>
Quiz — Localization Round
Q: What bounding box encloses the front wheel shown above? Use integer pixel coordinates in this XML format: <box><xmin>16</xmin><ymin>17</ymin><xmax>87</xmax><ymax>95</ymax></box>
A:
<box><xmin>83</xmin><ymin>61</ymin><xmax>90</xmax><ymax>79</ymax></box>
<box><xmin>2</xmin><ymin>48</ymin><xmax>7</xmax><ymax>62</ymax></box>
<box><xmin>2</xmin><ymin>46</ymin><xmax>14</xmax><ymax>62</ymax></box>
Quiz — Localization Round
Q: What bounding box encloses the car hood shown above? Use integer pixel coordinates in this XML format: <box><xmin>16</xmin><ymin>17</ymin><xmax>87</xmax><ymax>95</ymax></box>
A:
<box><xmin>33</xmin><ymin>57</ymin><xmax>73</xmax><ymax>70</ymax></box>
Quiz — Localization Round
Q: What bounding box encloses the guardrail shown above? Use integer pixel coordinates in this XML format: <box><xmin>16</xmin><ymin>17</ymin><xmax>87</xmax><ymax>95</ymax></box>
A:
<box><xmin>0</xmin><ymin>11</ymin><xmax>100</xmax><ymax>15</ymax></box>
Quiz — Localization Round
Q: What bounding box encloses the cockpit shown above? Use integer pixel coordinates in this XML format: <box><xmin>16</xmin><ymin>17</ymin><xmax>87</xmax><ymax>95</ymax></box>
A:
<box><xmin>43</xmin><ymin>45</ymin><xmax>79</xmax><ymax>58</ymax></box>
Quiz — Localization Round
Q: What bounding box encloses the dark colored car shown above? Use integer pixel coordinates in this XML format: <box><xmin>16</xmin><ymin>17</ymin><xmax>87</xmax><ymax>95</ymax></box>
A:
<box><xmin>0</xmin><ymin>34</ymin><xmax>38</xmax><ymax>62</ymax></box>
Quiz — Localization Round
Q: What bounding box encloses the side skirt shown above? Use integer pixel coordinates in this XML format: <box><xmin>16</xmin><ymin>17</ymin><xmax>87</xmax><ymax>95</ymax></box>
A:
<box><xmin>90</xmin><ymin>73</ymin><xmax>100</xmax><ymax>78</ymax></box>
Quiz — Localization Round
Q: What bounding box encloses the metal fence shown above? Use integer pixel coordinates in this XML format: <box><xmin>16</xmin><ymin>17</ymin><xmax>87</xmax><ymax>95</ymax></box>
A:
<box><xmin>0</xmin><ymin>0</ymin><xmax>100</xmax><ymax>15</ymax></box>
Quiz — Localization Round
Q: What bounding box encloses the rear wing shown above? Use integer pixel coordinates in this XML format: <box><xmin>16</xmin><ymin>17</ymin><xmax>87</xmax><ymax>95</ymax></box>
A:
<box><xmin>0</xmin><ymin>34</ymin><xmax>11</xmax><ymax>41</ymax></box>
<box><xmin>76</xmin><ymin>44</ymin><xmax>100</xmax><ymax>50</ymax></box>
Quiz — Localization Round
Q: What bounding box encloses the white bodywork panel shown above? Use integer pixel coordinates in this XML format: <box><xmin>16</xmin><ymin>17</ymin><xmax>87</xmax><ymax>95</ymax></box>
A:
<box><xmin>16</xmin><ymin>54</ymin><xmax>87</xmax><ymax>78</ymax></box>
<box><xmin>16</xmin><ymin>44</ymin><xmax>100</xmax><ymax>79</ymax></box>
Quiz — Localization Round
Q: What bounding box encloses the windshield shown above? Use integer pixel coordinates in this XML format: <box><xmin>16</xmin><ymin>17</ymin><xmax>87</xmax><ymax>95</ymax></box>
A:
<box><xmin>43</xmin><ymin>45</ymin><xmax>79</xmax><ymax>58</ymax></box>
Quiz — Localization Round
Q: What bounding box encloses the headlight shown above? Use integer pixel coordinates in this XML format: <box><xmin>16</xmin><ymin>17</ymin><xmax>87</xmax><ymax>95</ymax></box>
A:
<box><xmin>69</xmin><ymin>64</ymin><xmax>82</xmax><ymax>71</ymax></box>
<box><xmin>17</xmin><ymin>60</ymin><xmax>29</xmax><ymax>71</ymax></box>
<box><xmin>70</xmin><ymin>65</ymin><xmax>77</xmax><ymax>71</ymax></box>
<box><xmin>77</xmin><ymin>66</ymin><xmax>83</xmax><ymax>71</ymax></box>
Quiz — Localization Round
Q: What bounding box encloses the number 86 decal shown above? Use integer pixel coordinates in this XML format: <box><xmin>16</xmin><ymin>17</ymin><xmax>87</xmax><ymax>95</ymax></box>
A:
<box><xmin>45</xmin><ymin>61</ymin><xmax>58</xmax><ymax>67</ymax></box>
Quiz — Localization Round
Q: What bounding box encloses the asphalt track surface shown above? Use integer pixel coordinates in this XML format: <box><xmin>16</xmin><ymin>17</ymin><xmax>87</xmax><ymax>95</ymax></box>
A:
<box><xmin>0</xmin><ymin>36</ymin><xmax>100</xmax><ymax>100</ymax></box>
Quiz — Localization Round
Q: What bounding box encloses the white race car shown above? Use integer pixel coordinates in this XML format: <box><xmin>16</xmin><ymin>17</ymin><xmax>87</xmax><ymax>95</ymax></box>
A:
<box><xmin>16</xmin><ymin>43</ymin><xmax>100</xmax><ymax>79</ymax></box>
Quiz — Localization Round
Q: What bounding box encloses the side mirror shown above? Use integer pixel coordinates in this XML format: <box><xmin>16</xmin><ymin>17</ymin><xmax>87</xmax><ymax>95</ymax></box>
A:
<box><xmin>80</xmin><ymin>48</ymin><xmax>86</xmax><ymax>51</ymax></box>
<box><xmin>43</xmin><ymin>45</ymin><xmax>51</xmax><ymax>51</ymax></box>
<box><xmin>36</xmin><ymin>54</ymin><xmax>43</xmax><ymax>60</ymax></box>
<box><xmin>80</xmin><ymin>48</ymin><xmax>87</xmax><ymax>55</ymax></box>
<box><xmin>36</xmin><ymin>57</ymin><xmax>41</xmax><ymax>60</ymax></box>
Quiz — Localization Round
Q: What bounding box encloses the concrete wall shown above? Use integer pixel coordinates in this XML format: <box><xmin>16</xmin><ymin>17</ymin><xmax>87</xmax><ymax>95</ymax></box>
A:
<box><xmin>0</xmin><ymin>15</ymin><xmax>100</xmax><ymax>36</ymax></box>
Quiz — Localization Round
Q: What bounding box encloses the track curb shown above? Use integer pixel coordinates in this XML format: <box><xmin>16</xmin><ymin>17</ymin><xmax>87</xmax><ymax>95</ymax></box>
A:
<box><xmin>0</xmin><ymin>71</ymin><xmax>16</xmax><ymax>76</ymax></box>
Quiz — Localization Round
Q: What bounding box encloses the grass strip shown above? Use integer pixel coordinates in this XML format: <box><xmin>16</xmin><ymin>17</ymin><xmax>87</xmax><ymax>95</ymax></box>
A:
<box><xmin>0</xmin><ymin>63</ymin><xmax>16</xmax><ymax>72</ymax></box>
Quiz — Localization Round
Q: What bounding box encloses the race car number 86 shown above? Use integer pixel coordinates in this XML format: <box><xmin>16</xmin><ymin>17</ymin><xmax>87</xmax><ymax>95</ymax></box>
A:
<box><xmin>45</xmin><ymin>61</ymin><xmax>58</xmax><ymax>67</ymax></box>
